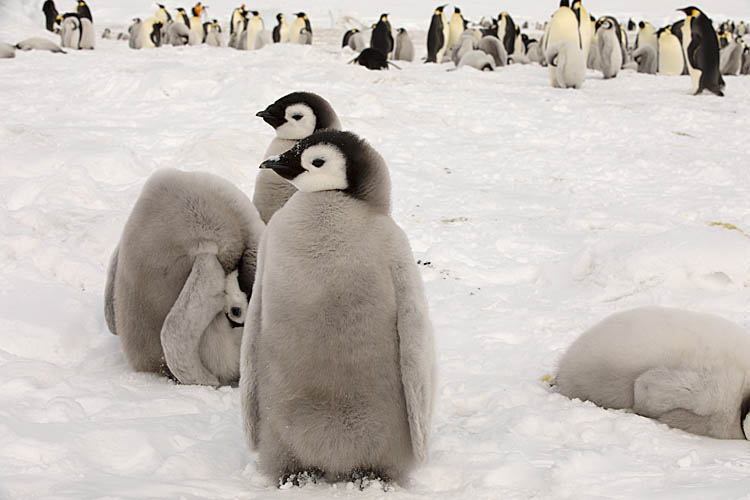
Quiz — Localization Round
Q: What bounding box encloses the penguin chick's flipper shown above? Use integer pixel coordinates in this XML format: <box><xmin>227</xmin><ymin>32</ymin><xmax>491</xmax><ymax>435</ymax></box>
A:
<box><xmin>633</xmin><ymin>367</ymin><xmax>721</xmax><ymax>418</ymax></box>
<box><xmin>392</xmin><ymin>231</ymin><xmax>435</xmax><ymax>464</ymax></box>
<box><xmin>160</xmin><ymin>251</ymin><xmax>226</xmax><ymax>386</ymax></box>
<box><xmin>240</xmin><ymin>234</ymin><xmax>267</xmax><ymax>449</ymax></box>
<box><xmin>104</xmin><ymin>244</ymin><xmax>119</xmax><ymax>335</ymax></box>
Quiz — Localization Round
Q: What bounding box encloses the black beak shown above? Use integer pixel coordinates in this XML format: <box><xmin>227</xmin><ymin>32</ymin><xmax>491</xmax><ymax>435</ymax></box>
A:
<box><xmin>256</xmin><ymin>109</ymin><xmax>285</xmax><ymax>128</ymax></box>
<box><xmin>259</xmin><ymin>158</ymin><xmax>306</xmax><ymax>180</ymax></box>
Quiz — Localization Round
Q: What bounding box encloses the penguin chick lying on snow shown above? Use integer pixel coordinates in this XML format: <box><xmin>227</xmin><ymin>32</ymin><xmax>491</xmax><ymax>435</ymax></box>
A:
<box><xmin>0</xmin><ymin>42</ymin><xmax>16</xmax><ymax>58</ymax></box>
<box><xmin>15</xmin><ymin>37</ymin><xmax>66</xmax><ymax>53</ymax></box>
<box><xmin>556</xmin><ymin>306</ymin><xmax>750</xmax><ymax>440</ymax></box>
<box><xmin>105</xmin><ymin>168</ymin><xmax>264</xmax><ymax>386</ymax></box>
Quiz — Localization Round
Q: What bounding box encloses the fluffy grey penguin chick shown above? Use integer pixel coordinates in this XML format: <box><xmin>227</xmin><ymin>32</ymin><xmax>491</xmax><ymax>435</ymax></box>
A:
<box><xmin>546</xmin><ymin>40</ymin><xmax>585</xmax><ymax>89</ymax></box>
<box><xmin>15</xmin><ymin>37</ymin><xmax>66</xmax><ymax>53</ymax></box>
<box><xmin>252</xmin><ymin>91</ymin><xmax>341</xmax><ymax>224</ymax></box>
<box><xmin>0</xmin><ymin>42</ymin><xmax>16</xmax><ymax>58</ymax></box>
<box><xmin>556</xmin><ymin>306</ymin><xmax>750</xmax><ymax>440</ymax></box>
<box><xmin>241</xmin><ymin>130</ymin><xmax>436</xmax><ymax>484</ymax></box>
<box><xmin>105</xmin><ymin>168</ymin><xmax>264</xmax><ymax>385</ymax></box>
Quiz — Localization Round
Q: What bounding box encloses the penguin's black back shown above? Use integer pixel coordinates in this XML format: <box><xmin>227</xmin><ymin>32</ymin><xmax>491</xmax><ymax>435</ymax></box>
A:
<box><xmin>371</xmin><ymin>19</ymin><xmax>393</xmax><ymax>55</ymax></box>
<box><xmin>687</xmin><ymin>14</ymin><xmax>725</xmax><ymax>95</ymax></box>
<box><xmin>355</xmin><ymin>48</ymin><xmax>389</xmax><ymax>70</ymax></box>
<box><xmin>42</xmin><ymin>0</ymin><xmax>58</xmax><ymax>31</ymax></box>
<box><xmin>426</xmin><ymin>11</ymin><xmax>444</xmax><ymax>63</ymax></box>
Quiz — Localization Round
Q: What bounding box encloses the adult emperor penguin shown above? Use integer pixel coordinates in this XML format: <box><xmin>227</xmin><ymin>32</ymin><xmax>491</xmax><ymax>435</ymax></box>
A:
<box><xmin>679</xmin><ymin>6</ymin><xmax>725</xmax><ymax>96</ymax></box>
<box><xmin>371</xmin><ymin>14</ymin><xmax>394</xmax><ymax>58</ymax></box>
<box><xmin>348</xmin><ymin>29</ymin><xmax>368</xmax><ymax>52</ymax></box>
<box><xmin>394</xmin><ymin>28</ymin><xmax>415</xmax><ymax>61</ymax></box>
<box><xmin>231</xmin><ymin>4</ymin><xmax>247</xmax><ymax>36</ymax></box>
<box><xmin>239</xmin><ymin>11</ymin><xmax>263</xmax><ymax>50</ymax></box>
<box><xmin>426</xmin><ymin>5</ymin><xmax>448</xmax><ymax>63</ymax></box>
<box><xmin>342</xmin><ymin>28</ymin><xmax>359</xmax><ymax>48</ymax></box>
<box><xmin>42</xmin><ymin>0</ymin><xmax>58</xmax><ymax>32</ymax></box>
<box><xmin>176</xmin><ymin>7</ymin><xmax>190</xmax><ymax>26</ymax></box>
<box><xmin>556</xmin><ymin>306</ymin><xmax>750</xmax><ymax>440</ymax></box>
<box><xmin>140</xmin><ymin>18</ymin><xmax>164</xmax><ymax>48</ymax></box>
<box><xmin>636</xmin><ymin>21</ymin><xmax>657</xmax><ymax>52</ymax></box>
<box><xmin>657</xmin><ymin>25</ymin><xmax>685</xmax><ymax>75</ymax></box>
<box><xmin>76</xmin><ymin>0</ymin><xmax>92</xmax><ymax>22</ymax></box>
<box><xmin>596</xmin><ymin>18</ymin><xmax>622</xmax><ymax>78</ymax></box>
<box><xmin>289</xmin><ymin>12</ymin><xmax>311</xmax><ymax>44</ymax></box>
<box><xmin>447</xmin><ymin>7</ymin><xmax>465</xmax><ymax>50</ymax></box>
<box><xmin>253</xmin><ymin>92</ymin><xmax>341</xmax><ymax>224</ymax></box>
<box><xmin>544</xmin><ymin>1</ymin><xmax>584</xmax><ymax>88</ymax></box>
<box><xmin>571</xmin><ymin>0</ymin><xmax>592</xmax><ymax>63</ymax></box>
<box><xmin>189</xmin><ymin>3</ymin><xmax>205</xmax><ymax>41</ymax></box>
<box><xmin>106</xmin><ymin>168</ymin><xmax>264</xmax><ymax>386</ymax></box>
<box><xmin>273</xmin><ymin>13</ymin><xmax>289</xmax><ymax>43</ymax></box>
<box><xmin>240</xmin><ymin>130</ymin><xmax>436</xmax><ymax>484</ymax></box>
<box><xmin>155</xmin><ymin>4</ymin><xmax>172</xmax><ymax>23</ymax></box>
<box><xmin>497</xmin><ymin>11</ymin><xmax>517</xmax><ymax>56</ymax></box>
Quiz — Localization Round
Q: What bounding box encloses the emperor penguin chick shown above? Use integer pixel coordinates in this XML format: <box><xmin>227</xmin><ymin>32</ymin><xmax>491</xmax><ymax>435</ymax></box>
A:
<box><xmin>105</xmin><ymin>169</ymin><xmax>264</xmax><ymax>385</ymax></box>
<box><xmin>596</xmin><ymin>18</ymin><xmax>623</xmax><ymax>78</ymax></box>
<box><xmin>557</xmin><ymin>306</ymin><xmax>750</xmax><ymax>440</ymax></box>
<box><xmin>241</xmin><ymin>130</ymin><xmax>436</xmax><ymax>484</ymax></box>
<box><xmin>252</xmin><ymin>92</ymin><xmax>341</xmax><ymax>224</ymax></box>
<box><xmin>546</xmin><ymin>40</ymin><xmax>585</xmax><ymax>88</ymax></box>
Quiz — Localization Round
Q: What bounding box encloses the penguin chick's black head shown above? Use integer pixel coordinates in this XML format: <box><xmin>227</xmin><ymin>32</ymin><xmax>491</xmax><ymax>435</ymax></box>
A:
<box><xmin>256</xmin><ymin>92</ymin><xmax>338</xmax><ymax>132</ymax></box>
<box><xmin>259</xmin><ymin>130</ymin><xmax>391</xmax><ymax>211</ymax></box>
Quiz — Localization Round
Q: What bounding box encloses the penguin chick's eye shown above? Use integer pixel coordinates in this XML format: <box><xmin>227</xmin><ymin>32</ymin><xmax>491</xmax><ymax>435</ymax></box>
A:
<box><xmin>292</xmin><ymin>114</ymin><xmax>304</xmax><ymax>121</ymax></box>
<box><xmin>312</xmin><ymin>158</ymin><xmax>325</xmax><ymax>168</ymax></box>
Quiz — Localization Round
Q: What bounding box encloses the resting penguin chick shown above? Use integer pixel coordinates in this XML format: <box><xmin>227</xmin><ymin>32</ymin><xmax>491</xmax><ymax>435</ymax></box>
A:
<box><xmin>393</xmin><ymin>28</ymin><xmax>414</xmax><ymax>61</ymax></box>
<box><xmin>596</xmin><ymin>18</ymin><xmax>622</xmax><ymax>78</ymax></box>
<box><xmin>546</xmin><ymin>40</ymin><xmax>585</xmax><ymax>88</ymax></box>
<box><xmin>679</xmin><ymin>6</ymin><xmax>725</xmax><ymax>96</ymax></box>
<box><xmin>296</xmin><ymin>28</ymin><xmax>312</xmax><ymax>45</ymax></box>
<box><xmin>633</xmin><ymin>45</ymin><xmax>657</xmax><ymax>73</ymax></box>
<box><xmin>15</xmin><ymin>37</ymin><xmax>66</xmax><ymax>53</ymax></box>
<box><xmin>456</xmin><ymin>49</ymin><xmax>495</xmax><ymax>71</ymax></box>
<box><xmin>168</xmin><ymin>20</ymin><xmax>199</xmax><ymax>46</ymax></box>
<box><xmin>241</xmin><ymin>130</ymin><xmax>436</xmax><ymax>483</ymax></box>
<box><xmin>477</xmin><ymin>35</ymin><xmax>508</xmax><ymax>66</ymax></box>
<box><xmin>451</xmin><ymin>33</ymin><xmax>475</xmax><ymax>66</ymax></box>
<box><xmin>107</xmin><ymin>168</ymin><xmax>264</xmax><ymax>385</ymax></box>
<box><xmin>556</xmin><ymin>306</ymin><xmax>750</xmax><ymax>440</ymax></box>
<box><xmin>0</xmin><ymin>42</ymin><xmax>16</xmax><ymax>58</ymax></box>
<box><xmin>253</xmin><ymin>92</ymin><xmax>341</xmax><ymax>224</ymax></box>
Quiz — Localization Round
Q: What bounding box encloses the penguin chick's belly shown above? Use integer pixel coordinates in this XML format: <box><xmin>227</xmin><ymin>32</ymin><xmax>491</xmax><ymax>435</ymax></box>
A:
<box><xmin>258</xmin><ymin>215</ymin><xmax>412</xmax><ymax>473</ymax></box>
<box><xmin>200</xmin><ymin>313</ymin><xmax>242</xmax><ymax>384</ymax></box>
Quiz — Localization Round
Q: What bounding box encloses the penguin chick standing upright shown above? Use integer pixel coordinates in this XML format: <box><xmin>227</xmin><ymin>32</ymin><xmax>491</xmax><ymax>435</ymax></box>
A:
<box><xmin>544</xmin><ymin>2</ymin><xmax>584</xmax><ymax>88</ymax></box>
<box><xmin>370</xmin><ymin>13</ymin><xmax>394</xmax><ymax>57</ymax></box>
<box><xmin>253</xmin><ymin>92</ymin><xmax>342</xmax><ymax>224</ymax></box>
<box><xmin>679</xmin><ymin>6</ymin><xmax>725</xmax><ymax>96</ymax></box>
<box><xmin>546</xmin><ymin>40</ymin><xmax>585</xmax><ymax>88</ymax></box>
<box><xmin>241</xmin><ymin>130</ymin><xmax>436</xmax><ymax>484</ymax></box>
<box><xmin>556</xmin><ymin>306</ymin><xmax>750</xmax><ymax>440</ymax></box>
<box><xmin>394</xmin><ymin>27</ymin><xmax>415</xmax><ymax>61</ymax></box>
<box><xmin>596</xmin><ymin>18</ymin><xmax>622</xmax><ymax>78</ymax></box>
<box><xmin>426</xmin><ymin>5</ymin><xmax>448</xmax><ymax>63</ymax></box>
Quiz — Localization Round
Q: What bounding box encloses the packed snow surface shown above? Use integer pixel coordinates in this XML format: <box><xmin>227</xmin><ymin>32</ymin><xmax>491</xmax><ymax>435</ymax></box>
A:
<box><xmin>2</xmin><ymin>0</ymin><xmax>750</xmax><ymax>499</ymax></box>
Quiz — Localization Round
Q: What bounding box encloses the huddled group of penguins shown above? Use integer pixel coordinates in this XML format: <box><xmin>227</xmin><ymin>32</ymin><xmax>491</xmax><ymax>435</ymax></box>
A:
<box><xmin>102</xmin><ymin>88</ymin><xmax>750</xmax><ymax>487</ymax></box>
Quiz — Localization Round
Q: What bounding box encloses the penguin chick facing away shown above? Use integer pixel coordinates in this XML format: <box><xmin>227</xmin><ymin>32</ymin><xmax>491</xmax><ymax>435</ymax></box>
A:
<box><xmin>105</xmin><ymin>169</ymin><xmax>264</xmax><ymax>386</ymax></box>
<box><xmin>546</xmin><ymin>40</ymin><xmax>585</xmax><ymax>88</ymax></box>
<box><xmin>241</xmin><ymin>130</ymin><xmax>436</xmax><ymax>485</ymax></box>
<box><xmin>253</xmin><ymin>92</ymin><xmax>341</xmax><ymax>224</ymax></box>
<box><xmin>557</xmin><ymin>306</ymin><xmax>750</xmax><ymax>440</ymax></box>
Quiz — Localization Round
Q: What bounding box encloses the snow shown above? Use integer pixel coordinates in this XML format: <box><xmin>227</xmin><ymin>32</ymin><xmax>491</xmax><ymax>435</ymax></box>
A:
<box><xmin>2</xmin><ymin>0</ymin><xmax>750</xmax><ymax>499</ymax></box>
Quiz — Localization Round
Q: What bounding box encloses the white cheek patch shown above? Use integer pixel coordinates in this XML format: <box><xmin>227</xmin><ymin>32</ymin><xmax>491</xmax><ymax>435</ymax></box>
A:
<box><xmin>224</xmin><ymin>270</ymin><xmax>248</xmax><ymax>324</ymax></box>
<box><xmin>275</xmin><ymin>103</ymin><xmax>317</xmax><ymax>140</ymax></box>
<box><xmin>289</xmin><ymin>144</ymin><xmax>349</xmax><ymax>193</ymax></box>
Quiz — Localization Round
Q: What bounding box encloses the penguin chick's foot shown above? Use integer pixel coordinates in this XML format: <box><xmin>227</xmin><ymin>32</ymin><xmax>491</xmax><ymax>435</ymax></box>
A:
<box><xmin>350</xmin><ymin>469</ymin><xmax>393</xmax><ymax>491</ymax></box>
<box><xmin>278</xmin><ymin>469</ymin><xmax>324</xmax><ymax>489</ymax></box>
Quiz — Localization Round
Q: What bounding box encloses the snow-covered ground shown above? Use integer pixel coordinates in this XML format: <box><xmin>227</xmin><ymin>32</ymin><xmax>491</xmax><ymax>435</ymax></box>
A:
<box><xmin>3</xmin><ymin>0</ymin><xmax>750</xmax><ymax>499</ymax></box>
